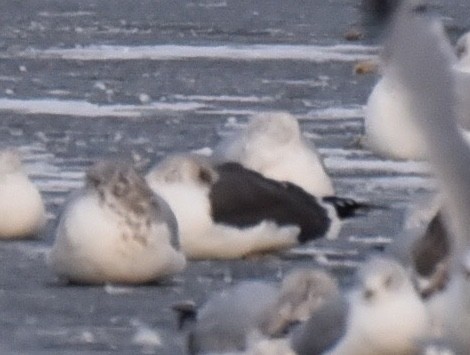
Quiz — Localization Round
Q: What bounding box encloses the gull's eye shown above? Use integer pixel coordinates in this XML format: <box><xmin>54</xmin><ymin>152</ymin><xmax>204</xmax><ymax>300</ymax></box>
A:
<box><xmin>198</xmin><ymin>167</ymin><xmax>214</xmax><ymax>185</ymax></box>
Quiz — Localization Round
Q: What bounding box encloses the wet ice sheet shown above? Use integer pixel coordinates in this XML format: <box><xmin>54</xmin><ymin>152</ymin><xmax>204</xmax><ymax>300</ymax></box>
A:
<box><xmin>11</xmin><ymin>44</ymin><xmax>379</xmax><ymax>62</ymax></box>
<box><xmin>0</xmin><ymin>98</ymin><xmax>206</xmax><ymax>117</ymax></box>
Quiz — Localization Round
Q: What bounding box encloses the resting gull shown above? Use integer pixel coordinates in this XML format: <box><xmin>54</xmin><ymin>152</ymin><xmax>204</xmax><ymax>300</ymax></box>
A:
<box><xmin>176</xmin><ymin>268</ymin><xmax>338</xmax><ymax>354</ymax></box>
<box><xmin>49</xmin><ymin>160</ymin><xmax>186</xmax><ymax>284</ymax></box>
<box><xmin>292</xmin><ymin>257</ymin><xmax>430</xmax><ymax>355</ymax></box>
<box><xmin>363</xmin><ymin>14</ymin><xmax>470</xmax><ymax>160</ymax></box>
<box><xmin>383</xmin><ymin>3</ymin><xmax>470</xmax><ymax>352</ymax></box>
<box><xmin>146</xmin><ymin>154</ymin><xmax>368</xmax><ymax>259</ymax></box>
<box><xmin>213</xmin><ymin>111</ymin><xmax>335</xmax><ymax>197</ymax></box>
<box><xmin>0</xmin><ymin>149</ymin><xmax>46</xmax><ymax>239</ymax></box>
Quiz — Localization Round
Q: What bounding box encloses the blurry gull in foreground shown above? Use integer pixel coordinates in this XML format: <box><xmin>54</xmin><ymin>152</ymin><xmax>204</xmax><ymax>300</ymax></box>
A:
<box><xmin>362</xmin><ymin>10</ymin><xmax>470</xmax><ymax>304</ymax></box>
<box><xmin>364</xmin><ymin>5</ymin><xmax>470</xmax><ymax>301</ymax></box>
<box><xmin>49</xmin><ymin>161</ymin><xmax>186</xmax><ymax>284</ymax></box>
<box><xmin>292</xmin><ymin>257</ymin><xmax>430</xmax><ymax>355</ymax></box>
<box><xmin>186</xmin><ymin>281</ymin><xmax>278</xmax><ymax>354</ymax></box>
<box><xmin>176</xmin><ymin>268</ymin><xmax>338</xmax><ymax>354</ymax></box>
<box><xmin>387</xmin><ymin>197</ymin><xmax>451</xmax><ymax>298</ymax></box>
<box><xmin>213</xmin><ymin>111</ymin><xmax>335</xmax><ymax>197</ymax></box>
<box><xmin>258</xmin><ymin>268</ymin><xmax>339</xmax><ymax>337</ymax></box>
<box><xmin>385</xmin><ymin>0</ymin><xmax>470</xmax><ymax>264</ymax></box>
<box><xmin>454</xmin><ymin>30</ymin><xmax>470</xmax><ymax>130</ymax></box>
<box><xmin>0</xmin><ymin>149</ymin><xmax>46</xmax><ymax>239</ymax></box>
<box><xmin>363</xmin><ymin>13</ymin><xmax>470</xmax><ymax>161</ymax></box>
<box><xmin>146</xmin><ymin>154</ymin><xmax>368</xmax><ymax>259</ymax></box>
<box><xmin>384</xmin><ymin>3</ymin><xmax>470</xmax><ymax>352</ymax></box>
<box><xmin>427</xmin><ymin>251</ymin><xmax>470</xmax><ymax>354</ymax></box>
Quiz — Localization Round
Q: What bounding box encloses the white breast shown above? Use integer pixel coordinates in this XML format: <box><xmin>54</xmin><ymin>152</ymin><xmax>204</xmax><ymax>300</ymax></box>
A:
<box><xmin>49</xmin><ymin>192</ymin><xmax>186</xmax><ymax>284</ymax></box>
<box><xmin>364</xmin><ymin>77</ymin><xmax>430</xmax><ymax>160</ymax></box>
<box><xmin>147</xmin><ymin>182</ymin><xmax>213</xmax><ymax>252</ymax></box>
<box><xmin>0</xmin><ymin>172</ymin><xmax>45</xmax><ymax>239</ymax></box>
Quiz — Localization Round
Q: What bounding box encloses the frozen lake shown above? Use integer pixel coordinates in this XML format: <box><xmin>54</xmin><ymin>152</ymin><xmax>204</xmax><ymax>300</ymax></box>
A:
<box><xmin>0</xmin><ymin>0</ymin><xmax>468</xmax><ymax>353</ymax></box>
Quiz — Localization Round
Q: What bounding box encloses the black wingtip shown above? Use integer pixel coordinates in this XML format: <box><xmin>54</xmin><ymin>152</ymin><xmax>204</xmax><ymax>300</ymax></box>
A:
<box><xmin>322</xmin><ymin>196</ymin><xmax>386</xmax><ymax>219</ymax></box>
<box><xmin>171</xmin><ymin>301</ymin><xmax>197</xmax><ymax>330</ymax></box>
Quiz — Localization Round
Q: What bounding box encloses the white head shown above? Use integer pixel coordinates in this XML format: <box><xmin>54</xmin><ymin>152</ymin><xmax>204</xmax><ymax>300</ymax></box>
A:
<box><xmin>246</xmin><ymin>112</ymin><xmax>301</xmax><ymax>147</ymax></box>
<box><xmin>344</xmin><ymin>256</ymin><xmax>429</xmax><ymax>354</ymax></box>
<box><xmin>356</xmin><ymin>257</ymin><xmax>412</xmax><ymax>304</ymax></box>
<box><xmin>146</xmin><ymin>154</ymin><xmax>218</xmax><ymax>189</ymax></box>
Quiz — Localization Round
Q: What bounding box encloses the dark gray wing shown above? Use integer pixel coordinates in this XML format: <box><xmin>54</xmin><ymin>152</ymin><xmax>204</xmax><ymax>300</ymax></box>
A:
<box><xmin>210</xmin><ymin>162</ymin><xmax>331</xmax><ymax>243</ymax></box>
<box><xmin>152</xmin><ymin>192</ymin><xmax>180</xmax><ymax>248</ymax></box>
<box><xmin>188</xmin><ymin>281</ymin><xmax>278</xmax><ymax>354</ymax></box>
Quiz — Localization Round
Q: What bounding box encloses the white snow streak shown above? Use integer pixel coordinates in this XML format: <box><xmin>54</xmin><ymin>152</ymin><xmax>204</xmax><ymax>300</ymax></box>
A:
<box><xmin>11</xmin><ymin>44</ymin><xmax>378</xmax><ymax>62</ymax></box>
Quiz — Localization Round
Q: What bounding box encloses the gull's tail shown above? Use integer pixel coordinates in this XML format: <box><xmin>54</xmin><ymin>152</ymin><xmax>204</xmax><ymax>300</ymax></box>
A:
<box><xmin>322</xmin><ymin>196</ymin><xmax>385</xmax><ymax>219</ymax></box>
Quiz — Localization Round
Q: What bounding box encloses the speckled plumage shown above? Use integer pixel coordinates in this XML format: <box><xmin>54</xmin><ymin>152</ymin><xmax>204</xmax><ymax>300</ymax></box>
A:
<box><xmin>49</xmin><ymin>161</ymin><xmax>186</xmax><ymax>284</ymax></box>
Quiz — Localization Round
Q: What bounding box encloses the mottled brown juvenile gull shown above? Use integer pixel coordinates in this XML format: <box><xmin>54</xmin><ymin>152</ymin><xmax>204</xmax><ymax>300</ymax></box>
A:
<box><xmin>49</xmin><ymin>161</ymin><xmax>186</xmax><ymax>284</ymax></box>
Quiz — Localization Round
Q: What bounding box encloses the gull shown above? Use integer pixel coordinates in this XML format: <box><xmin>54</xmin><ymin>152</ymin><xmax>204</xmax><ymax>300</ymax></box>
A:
<box><xmin>385</xmin><ymin>0</ymin><xmax>470</xmax><ymax>257</ymax></box>
<box><xmin>292</xmin><ymin>257</ymin><xmax>430</xmax><ymax>355</ymax></box>
<box><xmin>187</xmin><ymin>281</ymin><xmax>279</xmax><ymax>354</ymax></box>
<box><xmin>0</xmin><ymin>149</ymin><xmax>46</xmax><ymax>239</ymax></box>
<box><xmin>146</xmin><ymin>153</ymin><xmax>368</xmax><ymax>259</ymax></box>
<box><xmin>49</xmin><ymin>161</ymin><xmax>186</xmax><ymax>284</ymax></box>
<box><xmin>382</xmin><ymin>2</ymin><xmax>470</xmax><ymax>351</ymax></box>
<box><xmin>180</xmin><ymin>268</ymin><xmax>339</xmax><ymax>354</ymax></box>
<box><xmin>363</xmin><ymin>14</ymin><xmax>470</xmax><ymax>160</ymax></box>
<box><xmin>388</xmin><ymin>197</ymin><xmax>451</xmax><ymax>298</ymax></box>
<box><xmin>146</xmin><ymin>154</ymin><xmax>301</xmax><ymax>259</ymax></box>
<box><xmin>258</xmin><ymin>268</ymin><xmax>340</xmax><ymax>337</ymax></box>
<box><xmin>213</xmin><ymin>111</ymin><xmax>335</xmax><ymax>197</ymax></box>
